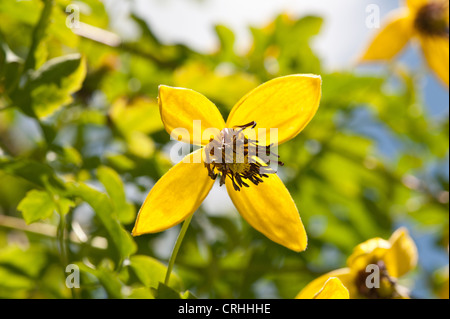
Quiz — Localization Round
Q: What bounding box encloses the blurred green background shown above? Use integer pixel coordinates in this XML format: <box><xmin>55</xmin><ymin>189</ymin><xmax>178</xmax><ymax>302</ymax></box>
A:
<box><xmin>0</xmin><ymin>0</ymin><xmax>448</xmax><ymax>299</ymax></box>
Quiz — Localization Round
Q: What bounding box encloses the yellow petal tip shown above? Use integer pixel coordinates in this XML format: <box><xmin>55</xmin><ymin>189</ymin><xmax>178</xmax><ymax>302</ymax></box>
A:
<box><xmin>285</xmin><ymin>232</ymin><xmax>308</xmax><ymax>252</ymax></box>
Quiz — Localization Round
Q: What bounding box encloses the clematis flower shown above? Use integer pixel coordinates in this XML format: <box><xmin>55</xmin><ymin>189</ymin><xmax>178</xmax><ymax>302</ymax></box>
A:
<box><xmin>295</xmin><ymin>277</ymin><xmax>350</xmax><ymax>299</ymax></box>
<box><xmin>132</xmin><ymin>74</ymin><xmax>322</xmax><ymax>252</ymax></box>
<box><xmin>360</xmin><ymin>0</ymin><xmax>449</xmax><ymax>87</ymax></box>
<box><xmin>296</xmin><ymin>228</ymin><xmax>418</xmax><ymax>299</ymax></box>
<box><xmin>435</xmin><ymin>265</ymin><xmax>449</xmax><ymax>299</ymax></box>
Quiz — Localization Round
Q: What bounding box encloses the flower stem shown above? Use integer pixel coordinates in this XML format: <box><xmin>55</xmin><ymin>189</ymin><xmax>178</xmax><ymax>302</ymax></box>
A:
<box><xmin>164</xmin><ymin>214</ymin><xmax>193</xmax><ymax>286</ymax></box>
<box><xmin>57</xmin><ymin>213</ymin><xmax>68</xmax><ymax>267</ymax></box>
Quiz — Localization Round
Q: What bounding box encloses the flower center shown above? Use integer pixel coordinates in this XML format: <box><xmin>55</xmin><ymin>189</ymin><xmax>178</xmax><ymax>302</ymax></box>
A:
<box><xmin>355</xmin><ymin>260</ymin><xmax>398</xmax><ymax>299</ymax></box>
<box><xmin>414</xmin><ymin>2</ymin><xmax>449</xmax><ymax>37</ymax></box>
<box><xmin>204</xmin><ymin>121</ymin><xmax>283</xmax><ymax>191</ymax></box>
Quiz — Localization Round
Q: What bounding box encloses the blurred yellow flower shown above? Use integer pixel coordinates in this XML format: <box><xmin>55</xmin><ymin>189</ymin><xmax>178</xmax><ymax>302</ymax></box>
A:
<box><xmin>132</xmin><ymin>75</ymin><xmax>322</xmax><ymax>252</ymax></box>
<box><xmin>435</xmin><ymin>265</ymin><xmax>449</xmax><ymax>299</ymax></box>
<box><xmin>296</xmin><ymin>228</ymin><xmax>418</xmax><ymax>299</ymax></box>
<box><xmin>296</xmin><ymin>277</ymin><xmax>350</xmax><ymax>299</ymax></box>
<box><xmin>438</xmin><ymin>271</ymin><xmax>449</xmax><ymax>299</ymax></box>
<box><xmin>360</xmin><ymin>0</ymin><xmax>449</xmax><ymax>87</ymax></box>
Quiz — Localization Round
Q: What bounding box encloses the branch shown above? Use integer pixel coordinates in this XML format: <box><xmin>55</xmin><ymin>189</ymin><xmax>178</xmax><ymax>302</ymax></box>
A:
<box><xmin>0</xmin><ymin>214</ymin><xmax>107</xmax><ymax>250</ymax></box>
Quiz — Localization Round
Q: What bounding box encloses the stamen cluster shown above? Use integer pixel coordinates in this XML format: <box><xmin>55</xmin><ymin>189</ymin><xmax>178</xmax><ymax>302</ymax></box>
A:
<box><xmin>355</xmin><ymin>260</ymin><xmax>398</xmax><ymax>299</ymax></box>
<box><xmin>415</xmin><ymin>2</ymin><xmax>449</xmax><ymax>37</ymax></box>
<box><xmin>204</xmin><ymin>121</ymin><xmax>283</xmax><ymax>191</ymax></box>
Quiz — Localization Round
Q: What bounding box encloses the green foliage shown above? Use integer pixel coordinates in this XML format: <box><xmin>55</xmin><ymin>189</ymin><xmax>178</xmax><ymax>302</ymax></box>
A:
<box><xmin>68</xmin><ymin>182</ymin><xmax>137</xmax><ymax>259</ymax></box>
<box><xmin>0</xmin><ymin>0</ymin><xmax>448</xmax><ymax>299</ymax></box>
<box><xmin>17</xmin><ymin>189</ymin><xmax>74</xmax><ymax>224</ymax></box>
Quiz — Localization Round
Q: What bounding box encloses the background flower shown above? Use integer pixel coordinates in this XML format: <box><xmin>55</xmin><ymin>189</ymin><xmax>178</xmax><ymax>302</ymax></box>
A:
<box><xmin>296</xmin><ymin>228</ymin><xmax>418</xmax><ymax>299</ymax></box>
<box><xmin>359</xmin><ymin>0</ymin><xmax>449</xmax><ymax>87</ymax></box>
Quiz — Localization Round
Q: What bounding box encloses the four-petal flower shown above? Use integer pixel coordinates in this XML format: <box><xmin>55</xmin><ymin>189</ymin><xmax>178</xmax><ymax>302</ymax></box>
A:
<box><xmin>132</xmin><ymin>74</ymin><xmax>322</xmax><ymax>252</ymax></box>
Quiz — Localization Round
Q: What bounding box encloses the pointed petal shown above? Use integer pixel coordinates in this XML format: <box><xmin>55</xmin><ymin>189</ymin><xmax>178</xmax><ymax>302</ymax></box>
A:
<box><xmin>359</xmin><ymin>10</ymin><xmax>413</xmax><ymax>62</ymax></box>
<box><xmin>226</xmin><ymin>74</ymin><xmax>322</xmax><ymax>145</ymax></box>
<box><xmin>347</xmin><ymin>237</ymin><xmax>390</xmax><ymax>271</ymax></box>
<box><xmin>384</xmin><ymin>228</ymin><xmax>418</xmax><ymax>278</ymax></box>
<box><xmin>159</xmin><ymin>85</ymin><xmax>226</xmax><ymax>145</ymax></box>
<box><xmin>419</xmin><ymin>35</ymin><xmax>449</xmax><ymax>87</ymax></box>
<box><xmin>225</xmin><ymin>173</ymin><xmax>307</xmax><ymax>252</ymax></box>
<box><xmin>313</xmin><ymin>277</ymin><xmax>350</xmax><ymax>299</ymax></box>
<box><xmin>295</xmin><ymin>268</ymin><xmax>356</xmax><ymax>299</ymax></box>
<box><xmin>132</xmin><ymin>149</ymin><xmax>214</xmax><ymax>235</ymax></box>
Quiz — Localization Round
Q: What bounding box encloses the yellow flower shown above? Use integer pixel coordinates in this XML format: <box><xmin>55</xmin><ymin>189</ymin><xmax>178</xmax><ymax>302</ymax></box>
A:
<box><xmin>296</xmin><ymin>277</ymin><xmax>350</xmax><ymax>299</ymax></box>
<box><xmin>435</xmin><ymin>265</ymin><xmax>449</xmax><ymax>299</ymax></box>
<box><xmin>132</xmin><ymin>74</ymin><xmax>322</xmax><ymax>252</ymax></box>
<box><xmin>296</xmin><ymin>228</ymin><xmax>418</xmax><ymax>299</ymax></box>
<box><xmin>360</xmin><ymin>0</ymin><xmax>449</xmax><ymax>87</ymax></box>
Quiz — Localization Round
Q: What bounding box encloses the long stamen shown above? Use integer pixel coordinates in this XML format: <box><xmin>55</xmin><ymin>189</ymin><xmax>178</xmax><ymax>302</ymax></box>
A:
<box><xmin>204</xmin><ymin>122</ymin><xmax>282</xmax><ymax>190</ymax></box>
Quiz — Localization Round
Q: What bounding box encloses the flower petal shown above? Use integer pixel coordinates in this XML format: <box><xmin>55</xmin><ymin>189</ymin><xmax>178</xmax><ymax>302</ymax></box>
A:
<box><xmin>225</xmin><ymin>173</ymin><xmax>307</xmax><ymax>252</ymax></box>
<box><xmin>295</xmin><ymin>268</ymin><xmax>356</xmax><ymax>299</ymax></box>
<box><xmin>225</xmin><ymin>74</ymin><xmax>322</xmax><ymax>145</ymax></box>
<box><xmin>406</xmin><ymin>0</ymin><xmax>431</xmax><ymax>12</ymax></box>
<box><xmin>132</xmin><ymin>149</ymin><xmax>213</xmax><ymax>235</ymax></box>
<box><xmin>159</xmin><ymin>85</ymin><xmax>226</xmax><ymax>145</ymax></box>
<box><xmin>383</xmin><ymin>228</ymin><xmax>418</xmax><ymax>278</ymax></box>
<box><xmin>347</xmin><ymin>238</ymin><xmax>391</xmax><ymax>271</ymax></box>
<box><xmin>419</xmin><ymin>35</ymin><xmax>449</xmax><ymax>87</ymax></box>
<box><xmin>313</xmin><ymin>277</ymin><xmax>350</xmax><ymax>299</ymax></box>
<box><xmin>359</xmin><ymin>10</ymin><xmax>413</xmax><ymax>62</ymax></box>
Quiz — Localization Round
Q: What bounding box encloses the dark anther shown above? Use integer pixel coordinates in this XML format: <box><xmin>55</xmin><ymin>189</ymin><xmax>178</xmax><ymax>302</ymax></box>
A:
<box><xmin>415</xmin><ymin>2</ymin><xmax>449</xmax><ymax>37</ymax></box>
<box><xmin>355</xmin><ymin>260</ymin><xmax>398</xmax><ymax>299</ymax></box>
<box><xmin>204</xmin><ymin>122</ymin><xmax>282</xmax><ymax>190</ymax></box>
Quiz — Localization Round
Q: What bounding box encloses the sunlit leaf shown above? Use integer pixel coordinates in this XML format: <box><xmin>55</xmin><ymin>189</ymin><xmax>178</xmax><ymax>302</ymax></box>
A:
<box><xmin>17</xmin><ymin>189</ymin><xmax>74</xmax><ymax>224</ymax></box>
<box><xmin>0</xmin><ymin>245</ymin><xmax>47</xmax><ymax>278</ymax></box>
<box><xmin>69</xmin><ymin>182</ymin><xmax>137</xmax><ymax>258</ymax></box>
<box><xmin>97</xmin><ymin>166</ymin><xmax>135</xmax><ymax>224</ymax></box>
<box><xmin>11</xmin><ymin>54</ymin><xmax>86</xmax><ymax>118</ymax></box>
<box><xmin>128</xmin><ymin>255</ymin><xmax>182</xmax><ymax>290</ymax></box>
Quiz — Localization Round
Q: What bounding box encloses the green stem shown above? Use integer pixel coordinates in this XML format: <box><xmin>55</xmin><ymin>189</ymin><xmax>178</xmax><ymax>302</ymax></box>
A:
<box><xmin>56</xmin><ymin>213</ymin><xmax>68</xmax><ymax>267</ymax></box>
<box><xmin>164</xmin><ymin>214</ymin><xmax>193</xmax><ymax>286</ymax></box>
<box><xmin>55</xmin><ymin>202</ymin><xmax>78</xmax><ymax>299</ymax></box>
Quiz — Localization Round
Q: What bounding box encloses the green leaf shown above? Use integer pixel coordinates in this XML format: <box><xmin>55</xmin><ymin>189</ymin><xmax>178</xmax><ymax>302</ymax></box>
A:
<box><xmin>0</xmin><ymin>267</ymin><xmax>34</xmax><ymax>291</ymax></box>
<box><xmin>215</xmin><ymin>25</ymin><xmax>236</xmax><ymax>60</ymax></box>
<box><xmin>97</xmin><ymin>166</ymin><xmax>135</xmax><ymax>224</ymax></box>
<box><xmin>0</xmin><ymin>158</ymin><xmax>65</xmax><ymax>191</ymax></box>
<box><xmin>180</xmin><ymin>290</ymin><xmax>198</xmax><ymax>299</ymax></box>
<box><xmin>16</xmin><ymin>190</ymin><xmax>55</xmax><ymax>224</ymax></box>
<box><xmin>22</xmin><ymin>0</ymin><xmax>54</xmax><ymax>72</ymax></box>
<box><xmin>128</xmin><ymin>287</ymin><xmax>154</xmax><ymax>299</ymax></box>
<box><xmin>173</xmin><ymin>61</ymin><xmax>259</xmax><ymax>109</ymax></box>
<box><xmin>12</xmin><ymin>53</ymin><xmax>86</xmax><ymax>118</ymax></box>
<box><xmin>0</xmin><ymin>245</ymin><xmax>47</xmax><ymax>278</ymax></box>
<box><xmin>0</xmin><ymin>37</ymin><xmax>23</xmax><ymax>92</ymax></box>
<box><xmin>17</xmin><ymin>189</ymin><xmax>73</xmax><ymax>224</ymax></box>
<box><xmin>129</xmin><ymin>255</ymin><xmax>182</xmax><ymax>290</ymax></box>
<box><xmin>77</xmin><ymin>262</ymin><xmax>125</xmax><ymax>299</ymax></box>
<box><xmin>151</xmin><ymin>282</ymin><xmax>197</xmax><ymax>299</ymax></box>
<box><xmin>61</xmin><ymin>146</ymin><xmax>83</xmax><ymax>167</ymax></box>
<box><xmin>152</xmin><ymin>282</ymin><xmax>182</xmax><ymax>299</ymax></box>
<box><xmin>110</xmin><ymin>97</ymin><xmax>163</xmax><ymax>136</ymax></box>
<box><xmin>69</xmin><ymin>182</ymin><xmax>137</xmax><ymax>258</ymax></box>
<box><xmin>0</xmin><ymin>0</ymin><xmax>41</xmax><ymax>25</ymax></box>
